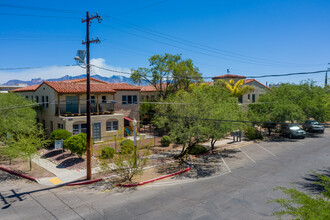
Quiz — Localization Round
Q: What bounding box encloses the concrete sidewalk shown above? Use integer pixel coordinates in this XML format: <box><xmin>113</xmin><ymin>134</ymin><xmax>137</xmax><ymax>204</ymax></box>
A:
<box><xmin>32</xmin><ymin>156</ymin><xmax>101</xmax><ymax>186</ymax></box>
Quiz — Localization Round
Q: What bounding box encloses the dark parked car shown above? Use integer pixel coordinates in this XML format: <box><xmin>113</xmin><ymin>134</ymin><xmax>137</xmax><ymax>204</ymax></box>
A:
<box><xmin>281</xmin><ymin>124</ymin><xmax>306</xmax><ymax>139</ymax></box>
<box><xmin>303</xmin><ymin>120</ymin><xmax>325</xmax><ymax>133</ymax></box>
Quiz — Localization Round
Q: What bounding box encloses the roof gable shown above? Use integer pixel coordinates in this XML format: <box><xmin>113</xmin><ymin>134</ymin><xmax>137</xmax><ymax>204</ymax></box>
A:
<box><xmin>245</xmin><ymin>79</ymin><xmax>270</xmax><ymax>90</ymax></box>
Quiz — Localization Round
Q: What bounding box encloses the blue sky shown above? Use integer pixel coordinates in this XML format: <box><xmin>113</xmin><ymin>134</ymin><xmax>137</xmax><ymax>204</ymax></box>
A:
<box><xmin>1</xmin><ymin>0</ymin><xmax>329</xmax><ymax>86</ymax></box>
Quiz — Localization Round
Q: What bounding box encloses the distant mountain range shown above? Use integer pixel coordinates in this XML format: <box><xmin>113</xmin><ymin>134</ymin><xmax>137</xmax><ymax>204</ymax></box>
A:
<box><xmin>2</xmin><ymin>74</ymin><xmax>148</xmax><ymax>86</ymax></box>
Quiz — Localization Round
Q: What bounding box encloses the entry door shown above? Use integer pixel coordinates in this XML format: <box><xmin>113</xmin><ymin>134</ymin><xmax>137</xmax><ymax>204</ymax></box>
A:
<box><xmin>66</xmin><ymin>96</ymin><xmax>78</xmax><ymax>113</ymax></box>
<box><xmin>93</xmin><ymin>122</ymin><xmax>101</xmax><ymax>141</ymax></box>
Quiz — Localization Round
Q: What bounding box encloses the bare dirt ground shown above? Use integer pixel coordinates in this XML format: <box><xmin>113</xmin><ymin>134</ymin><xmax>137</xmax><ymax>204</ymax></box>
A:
<box><xmin>0</xmin><ymin>157</ymin><xmax>55</xmax><ymax>179</ymax></box>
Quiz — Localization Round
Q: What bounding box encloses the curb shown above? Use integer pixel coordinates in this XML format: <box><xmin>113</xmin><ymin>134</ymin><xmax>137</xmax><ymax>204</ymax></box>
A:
<box><xmin>117</xmin><ymin>167</ymin><xmax>191</xmax><ymax>187</ymax></box>
<box><xmin>66</xmin><ymin>178</ymin><xmax>103</xmax><ymax>186</ymax></box>
<box><xmin>0</xmin><ymin>166</ymin><xmax>37</xmax><ymax>182</ymax></box>
<box><xmin>66</xmin><ymin>174</ymin><xmax>117</xmax><ymax>186</ymax></box>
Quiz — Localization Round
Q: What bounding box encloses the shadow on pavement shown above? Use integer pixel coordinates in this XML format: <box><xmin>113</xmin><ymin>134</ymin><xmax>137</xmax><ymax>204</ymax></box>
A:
<box><xmin>220</xmin><ymin>149</ymin><xmax>240</xmax><ymax>159</ymax></box>
<box><xmin>56</xmin><ymin>158</ymin><xmax>84</xmax><ymax>168</ymax></box>
<box><xmin>295</xmin><ymin>167</ymin><xmax>330</xmax><ymax>194</ymax></box>
<box><xmin>41</xmin><ymin>149</ymin><xmax>63</xmax><ymax>158</ymax></box>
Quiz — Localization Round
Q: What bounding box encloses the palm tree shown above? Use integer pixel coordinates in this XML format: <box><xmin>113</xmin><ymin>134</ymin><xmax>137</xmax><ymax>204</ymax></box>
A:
<box><xmin>225</xmin><ymin>79</ymin><xmax>254</xmax><ymax>99</ymax></box>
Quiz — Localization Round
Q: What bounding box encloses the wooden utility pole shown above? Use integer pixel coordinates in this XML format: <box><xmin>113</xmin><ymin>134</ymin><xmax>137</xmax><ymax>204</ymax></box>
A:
<box><xmin>82</xmin><ymin>11</ymin><xmax>102</xmax><ymax>180</ymax></box>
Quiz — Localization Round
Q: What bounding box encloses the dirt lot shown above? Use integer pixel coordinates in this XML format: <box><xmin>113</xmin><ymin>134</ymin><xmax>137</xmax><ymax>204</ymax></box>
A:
<box><xmin>0</xmin><ymin>157</ymin><xmax>55</xmax><ymax>179</ymax></box>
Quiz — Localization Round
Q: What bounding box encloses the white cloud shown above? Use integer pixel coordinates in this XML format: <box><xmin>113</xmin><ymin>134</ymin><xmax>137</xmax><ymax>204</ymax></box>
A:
<box><xmin>0</xmin><ymin>58</ymin><xmax>131</xmax><ymax>84</ymax></box>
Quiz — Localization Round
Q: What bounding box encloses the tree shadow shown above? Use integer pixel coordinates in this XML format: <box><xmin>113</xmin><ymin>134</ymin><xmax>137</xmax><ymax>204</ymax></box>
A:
<box><xmin>41</xmin><ymin>149</ymin><xmax>63</xmax><ymax>158</ymax></box>
<box><xmin>56</xmin><ymin>158</ymin><xmax>84</xmax><ymax>168</ymax></box>
<box><xmin>0</xmin><ymin>171</ymin><xmax>22</xmax><ymax>183</ymax></box>
<box><xmin>220</xmin><ymin>149</ymin><xmax>240</xmax><ymax>159</ymax></box>
<box><xmin>55</xmin><ymin>153</ymin><xmax>72</xmax><ymax>161</ymax></box>
<box><xmin>295</xmin><ymin>167</ymin><xmax>330</xmax><ymax>194</ymax></box>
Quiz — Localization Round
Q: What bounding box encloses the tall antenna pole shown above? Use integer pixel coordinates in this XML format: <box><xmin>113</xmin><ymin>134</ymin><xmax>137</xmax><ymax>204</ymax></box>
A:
<box><xmin>82</xmin><ymin>11</ymin><xmax>102</xmax><ymax>180</ymax></box>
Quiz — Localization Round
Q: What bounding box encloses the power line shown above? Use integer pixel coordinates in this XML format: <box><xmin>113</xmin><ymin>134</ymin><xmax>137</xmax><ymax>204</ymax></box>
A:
<box><xmin>0</xmin><ymin>64</ymin><xmax>79</xmax><ymax>71</ymax></box>
<box><xmin>101</xmin><ymin>15</ymin><xmax>325</xmax><ymax>67</ymax></box>
<box><xmin>0</xmin><ymin>12</ymin><xmax>79</xmax><ymax>19</ymax></box>
<box><xmin>91</xmin><ymin>64</ymin><xmax>327</xmax><ymax>80</ymax></box>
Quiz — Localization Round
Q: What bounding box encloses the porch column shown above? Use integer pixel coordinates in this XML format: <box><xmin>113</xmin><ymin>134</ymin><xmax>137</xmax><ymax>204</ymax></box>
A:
<box><xmin>57</xmin><ymin>94</ymin><xmax>61</xmax><ymax>116</ymax></box>
<box><xmin>78</xmin><ymin>94</ymin><xmax>81</xmax><ymax>115</ymax></box>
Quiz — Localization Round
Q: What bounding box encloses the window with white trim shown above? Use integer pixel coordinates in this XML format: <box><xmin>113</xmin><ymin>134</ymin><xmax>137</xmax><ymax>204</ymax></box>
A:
<box><xmin>73</xmin><ymin>123</ymin><xmax>87</xmax><ymax>135</ymax></box>
<box><xmin>106</xmin><ymin>120</ymin><xmax>118</xmax><ymax>131</ymax></box>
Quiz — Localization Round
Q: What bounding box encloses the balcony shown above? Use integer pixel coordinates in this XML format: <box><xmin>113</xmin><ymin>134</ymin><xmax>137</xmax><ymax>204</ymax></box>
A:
<box><xmin>55</xmin><ymin>102</ymin><xmax>114</xmax><ymax>117</ymax></box>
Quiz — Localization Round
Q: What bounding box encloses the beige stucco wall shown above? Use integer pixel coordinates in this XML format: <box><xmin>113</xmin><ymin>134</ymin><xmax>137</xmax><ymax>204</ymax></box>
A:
<box><xmin>62</xmin><ymin>113</ymin><xmax>124</xmax><ymax>141</ymax></box>
<box><xmin>114</xmin><ymin>90</ymin><xmax>140</xmax><ymax>121</ymax></box>
<box><xmin>242</xmin><ymin>81</ymin><xmax>269</xmax><ymax>104</ymax></box>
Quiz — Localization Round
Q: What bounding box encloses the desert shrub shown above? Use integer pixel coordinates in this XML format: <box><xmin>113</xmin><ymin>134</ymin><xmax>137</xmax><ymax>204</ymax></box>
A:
<box><xmin>269</xmin><ymin>173</ymin><xmax>330</xmax><ymax>219</ymax></box>
<box><xmin>120</xmin><ymin>139</ymin><xmax>135</xmax><ymax>154</ymax></box>
<box><xmin>101</xmin><ymin>147</ymin><xmax>115</xmax><ymax>159</ymax></box>
<box><xmin>161</xmin><ymin>135</ymin><xmax>171</xmax><ymax>147</ymax></box>
<box><xmin>49</xmin><ymin>129</ymin><xmax>71</xmax><ymax>148</ymax></box>
<box><xmin>64</xmin><ymin>133</ymin><xmax>87</xmax><ymax>157</ymax></box>
<box><xmin>188</xmin><ymin>145</ymin><xmax>208</xmax><ymax>155</ymax></box>
<box><xmin>244</xmin><ymin>126</ymin><xmax>263</xmax><ymax>140</ymax></box>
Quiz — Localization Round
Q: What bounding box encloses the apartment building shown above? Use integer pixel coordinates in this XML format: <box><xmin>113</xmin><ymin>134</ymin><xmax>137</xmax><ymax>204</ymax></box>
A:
<box><xmin>13</xmin><ymin>78</ymin><xmax>141</xmax><ymax>141</ymax></box>
<box><xmin>212</xmin><ymin>74</ymin><xmax>270</xmax><ymax>104</ymax></box>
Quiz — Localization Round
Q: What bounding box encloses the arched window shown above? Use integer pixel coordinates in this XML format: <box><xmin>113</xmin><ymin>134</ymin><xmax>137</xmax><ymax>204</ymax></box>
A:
<box><xmin>106</xmin><ymin>119</ymin><xmax>118</xmax><ymax>131</ymax></box>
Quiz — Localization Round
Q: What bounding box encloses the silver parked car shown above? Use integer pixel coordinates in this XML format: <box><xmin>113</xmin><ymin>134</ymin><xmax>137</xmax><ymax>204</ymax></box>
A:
<box><xmin>302</xmin><ymin>120</ymin><xmax>325</xmax><ymax>133</ymax></box>
<box><xmin>281</xmin><ymin>124</ymin><xmax>306</xmax><ymax>139</ymax></box>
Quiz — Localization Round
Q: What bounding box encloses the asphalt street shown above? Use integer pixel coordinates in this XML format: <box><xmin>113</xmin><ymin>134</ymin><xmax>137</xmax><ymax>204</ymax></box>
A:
<box><xmin>1</xmin><ymin>131</ymin><xmax>329</xmax><ymax>220</ymax></box>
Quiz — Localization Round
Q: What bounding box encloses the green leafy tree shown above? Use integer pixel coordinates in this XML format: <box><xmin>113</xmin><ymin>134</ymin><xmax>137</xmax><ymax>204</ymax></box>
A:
<box><xmin>8</xmin><ymin>125</ymin><xmax>49</xmax><ymax>171</ymax></box>
<box><xmin>249</xmin><ymin>81</ymin><xmax>329</xmax><ymax>130</ymax></box>
<box><xmin>269</xmin><ymin>173</ymin><xmax>330</xmax><ymax>219</ymax></box>
<box><xmin>154</xmin><ymin>83</ymin><xmax>244</xmax><ymax>155</ymax></box>
<box><xmin>131</xmin><ymin>53</ymin><xmax>202</xmax><ymax>99</ymax></box>
<box><xmin>64</xmin><ymin>133</ymin><xmax>87</xmax><ymax>158</ymax></box>
<box><xmin>50</xmin><ymin>129</ymin><xmax>72</xmax><ymax>149</ymax></box>
<box><xmin>0</xmin><ymin>93</ymin><xmax>37</xmax><ymax>136</ymax></box>
<box><xmin>224</xmin><ymin>79</ymin><xmax>255</xmax><ymax>98</ymax></box>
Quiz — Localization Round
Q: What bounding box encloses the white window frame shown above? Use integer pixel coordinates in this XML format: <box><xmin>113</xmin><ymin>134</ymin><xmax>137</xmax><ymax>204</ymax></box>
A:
<box><xmin>106</xmin><ymin>120</ymin><xmax>118</xmax><ymax>131</ymax></box>
<box><xmin>73</xmin><ymin>123</ymin><xmax>87</xmax><ymax>135</ymax></box>
<box><xmin>122</xmin><ymin>95</ymin><xmax>138</xmax><ymax>105</ymax></box>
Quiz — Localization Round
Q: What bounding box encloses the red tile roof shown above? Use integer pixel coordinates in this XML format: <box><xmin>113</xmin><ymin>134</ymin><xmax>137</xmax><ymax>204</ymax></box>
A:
<box><xmin>212</xmin><ymin>74</ymin><xmax>246</xmax><ymax>80</ymax></box>
<box><xmin>106</xmin><ymin>83</ymin><xmax>141</xmax><ymax>91</ymax></box>
<box><xmin>11</xmin><ymin>84</ymin><xmax>40</xmax><ymax>92</ymax></box>
<box><xmin>245</xmin><ymin>79</ymin><xmax>270</xmax><ymax>90</ymax></box>
<box><xmin>44</xmin><ymin>81</ymin><xmax>116</xmax><ymax>94</ymax></box>
<box><xmin>12</xmin><ymin>77</ymin><xmax>141</xmax><ymax>93</ymax></box>
<box><xmin>140</xmin><ymin>83</ymin><xmax>168</xmax><ymax>92</ymax></box>
<box><xmin>62</xmin><ymin>77</ymin><xmax>108</xmax><ymax>84</ymax></box>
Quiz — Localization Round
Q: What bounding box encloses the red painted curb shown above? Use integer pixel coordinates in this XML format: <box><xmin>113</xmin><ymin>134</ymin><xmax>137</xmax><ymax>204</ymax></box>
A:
<box><xmin>66</xmin><ymin>178</ymin><xmax>103</xmax><ymax>186</ymax></box>
<box><xmin>117</xmin><ymin>167</ymin><xmax>191</xmax><ymax>187</ymax></box>
<box><xmin>0</xmin><ymin>166</ymin><xmax>37</xmax><ymax>182</ymax></box>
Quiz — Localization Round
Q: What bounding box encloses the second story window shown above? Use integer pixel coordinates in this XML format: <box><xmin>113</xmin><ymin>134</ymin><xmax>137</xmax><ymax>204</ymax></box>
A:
<box><xmin>91</xmin><ymin>96</ymin><xmax>96</xmax><ymax>104</ymax></box>
<box><xmin>102</xmin><ymin>96</ymin><xmax>106</xmax><ymax>103</ymax></box>
<box><xmin>46</xmin><ymin>96</ymin><xmax>49</xmax><ymax>108</ymax></box>
<box><xmin>122</xmin><ymin>95</ymin><xmax>138</xmax><ymax>105</ymax></box>
<box><xmin>36</xmin><ymin>96</ymin><xmax>39</xmax><ymax>104</ymax></box>
<box><xmin>42</xmin><ymin>96</ymin><xmax>45</xmax><ymax>107</ymax></box>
